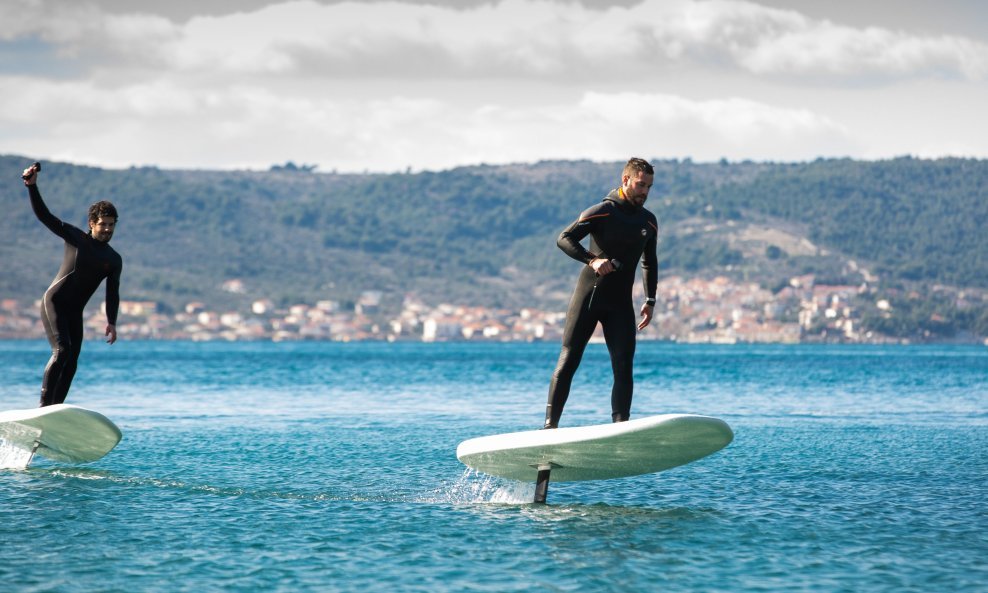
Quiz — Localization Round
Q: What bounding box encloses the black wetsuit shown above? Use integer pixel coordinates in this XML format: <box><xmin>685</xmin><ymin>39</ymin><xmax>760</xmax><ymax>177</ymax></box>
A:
<box><xmin>30</xmin><ymin>185</ymin><xmax>122</xmax><ymax>407</ymax></box>
<box><xmin>545</xmin><ymin>188</ymin><xmax>658</xmax><ymax>427</ymax></box>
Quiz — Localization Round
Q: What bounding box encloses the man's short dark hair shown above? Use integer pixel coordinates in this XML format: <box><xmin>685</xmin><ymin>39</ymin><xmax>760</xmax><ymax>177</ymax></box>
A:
<box><xmin>88</xmin><ymin>200</ymin><xmax>118</xmax><ymax>224</ymax></box>
<box><xmin>623</xmin><ymin>157</ymin><xmax>654</xmax><ymax>177</ymax></box>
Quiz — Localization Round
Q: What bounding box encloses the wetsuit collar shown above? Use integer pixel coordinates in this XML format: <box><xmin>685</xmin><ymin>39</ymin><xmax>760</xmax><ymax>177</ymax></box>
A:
<box><xmin>606</xmin><ymin>188</ymin><xmax>640</xmax><ymax>213</ymax></box>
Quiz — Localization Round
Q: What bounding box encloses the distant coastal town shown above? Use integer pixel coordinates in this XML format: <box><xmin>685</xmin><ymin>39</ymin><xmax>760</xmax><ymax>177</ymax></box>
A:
<box><xmin>6</xmin><ymin>274</ymin><xmax>977</xmax><ymax>345</ymax></box>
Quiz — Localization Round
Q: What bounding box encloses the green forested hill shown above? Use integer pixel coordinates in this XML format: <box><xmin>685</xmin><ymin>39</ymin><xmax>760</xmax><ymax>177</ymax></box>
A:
<box><xmin>708</xmin><ymin>158</ymin><xmax>987</xmax><ymax>287</ymax></box>
<box><xmin>1</xmin><ymin>155</ymin><xmax>985</xmax><ymax>318</ymax></box>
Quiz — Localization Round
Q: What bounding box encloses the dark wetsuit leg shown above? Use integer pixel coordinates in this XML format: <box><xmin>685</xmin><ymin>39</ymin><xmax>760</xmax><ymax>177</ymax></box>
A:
<box><xmin>40</xmin><ymin>300</ymin><xmax>84</xmax><ymax>406</ymax></box>
<box><xmin>601</xmin><ymin>305</ymin><xmax>636</xmax><ymax>422</ymax></box>
<box><xmin>545</xmin><ymin>299</ymin><xmax>600</xmax><ymax>428</ymax></box>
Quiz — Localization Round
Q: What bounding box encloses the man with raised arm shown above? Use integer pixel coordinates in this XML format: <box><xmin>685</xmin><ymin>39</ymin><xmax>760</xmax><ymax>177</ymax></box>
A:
<box><xmin>22</xmin><ymin>162</ymin><xmax>123</xmax><ymax>406</ymax></box>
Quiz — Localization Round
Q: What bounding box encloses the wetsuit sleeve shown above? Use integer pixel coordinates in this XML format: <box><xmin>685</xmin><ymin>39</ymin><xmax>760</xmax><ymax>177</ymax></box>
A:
<box><xmin>641</xmin><ymin>214</ymin><xmax>659</xmax><ymax>299</ymax></box>
<box><xmin>105</xmin><ymin>261</ymin><xmax>121</xmax><ymax>325</ymax></box>
<box><xmin>28</xmin><ymin>185</ymin><xmax>74</xmax><ymax>242</ymax></box>
<box><xmin>557</xmin><ymin>204</ymin><xmax>607</xmax><ymax>264</ymax></box>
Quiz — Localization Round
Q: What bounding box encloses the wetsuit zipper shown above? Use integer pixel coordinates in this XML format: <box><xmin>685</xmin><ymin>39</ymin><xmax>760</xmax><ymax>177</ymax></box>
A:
<box><xmin>587</xmin><ymin>282</ymin><xmax>598</xmax><ymax>311</ymax></box>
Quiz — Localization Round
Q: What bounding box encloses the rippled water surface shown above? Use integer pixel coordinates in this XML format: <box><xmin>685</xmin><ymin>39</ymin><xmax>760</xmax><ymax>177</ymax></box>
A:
<box><xmin>1</xmin><ymin>341</ymin><xmax>986</xmax><ymax>592</ymax></box>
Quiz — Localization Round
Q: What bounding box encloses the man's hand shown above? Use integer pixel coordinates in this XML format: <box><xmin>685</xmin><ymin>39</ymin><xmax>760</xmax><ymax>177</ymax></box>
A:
<box><xmin>590</xmin><ymin>258</ymin><xmax>617</xmax><ymax>276</ymax></box>
<box><xmin>637</xmin><ymin>303</ymin><xmax>654</xmax><ymax>330</ymax></box>
<box><xmin>22</xmin><ymin>162</ymin><xmax>40</xmax><ymax>186</ymax></box>
<box><xmin>105</xmin><ymin>324</ymin><xmax>117</xmax><ymax>344</ymax></box>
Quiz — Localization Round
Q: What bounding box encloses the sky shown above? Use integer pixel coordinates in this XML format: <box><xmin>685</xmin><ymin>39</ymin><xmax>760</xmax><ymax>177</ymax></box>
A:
<box><xmin>1</xmin><ymin>0</ymin><xmax>986</xmax><ymax>173</ymax></box>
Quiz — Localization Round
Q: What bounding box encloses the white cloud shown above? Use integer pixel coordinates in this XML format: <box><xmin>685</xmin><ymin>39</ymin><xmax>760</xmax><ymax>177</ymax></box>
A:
<box><xmin>579</xmin><ymin>92</ymin><xmax>847</xmax><ymax>141</ymax></box>
<box><xmin>0</xmin><ymin>3</ymin><xmax>173</xmax><ymax>54</ymax></box>
<box><xmin>0</xmin><ymin>77</ymin><xmax>201</xmax><ymax>120</ymax></box>
<box><xmin>168</xmin><ymin>0</ymin><xmax>988</xmax><ymax>81</ymax></box>
<box><xmin>737</xmin><ymin>15</ymin><xmax>988</xmax><ymax>79</ymax></box>
<box><xmin>0</xmin><ymin>73</ymin><xmax>856</xmax><ymax>170</ymax></box>
<box><xmin>5</xmin><ymin>0</ymin><xmax>985</xmax><ymax>81</ymax></box>
<box><xmin>1</xmin><ymin>0</ymin><xmax>985</xmax><ymax>170</ymax></box>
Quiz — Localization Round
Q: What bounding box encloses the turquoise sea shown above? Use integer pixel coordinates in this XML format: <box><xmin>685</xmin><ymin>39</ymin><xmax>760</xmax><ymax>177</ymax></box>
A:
<box><xmin>1</xmin><ymin>340</ymin><xmax>985</xmax><ymax>592</ymax></box>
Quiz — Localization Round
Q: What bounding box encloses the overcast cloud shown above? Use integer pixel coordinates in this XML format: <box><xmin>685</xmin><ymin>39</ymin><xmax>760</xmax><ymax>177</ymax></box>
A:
<box><xmin>1</xmin><ymin>0</ymin><xmax>986</xmax><ymax>171</ymax></box>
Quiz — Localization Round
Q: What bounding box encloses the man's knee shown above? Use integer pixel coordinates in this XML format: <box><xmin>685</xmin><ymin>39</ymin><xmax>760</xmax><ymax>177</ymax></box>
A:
<box><xmin>50</xmin><ymin>341</ymin><xmax>74</xmax><ymax>360</ymax></box>
<box><xmin>553</xmin><ymin>345</ymin><xmax>584</xmax><ymax>376</ymax></box>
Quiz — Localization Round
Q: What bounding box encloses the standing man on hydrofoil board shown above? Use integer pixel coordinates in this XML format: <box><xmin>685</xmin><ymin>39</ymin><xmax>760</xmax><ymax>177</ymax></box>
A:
<box><xmin>543</xmin><ymin>157</ymin><xmax>658</xmax><ymax>429</ymax></box>
<box><xmin>22</xmin><ymin>162</ymin><xmax>123</xmax><ymax>407</ymax></box>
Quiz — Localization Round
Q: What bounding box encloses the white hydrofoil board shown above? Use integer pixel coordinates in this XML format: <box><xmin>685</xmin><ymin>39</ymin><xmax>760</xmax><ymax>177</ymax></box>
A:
<box><xmin>457</xmin><ymin>414</ymin><xmax>732</xmax><ymax>482</ymax></box>
<box><xmin>0</xmin><ymin>404</ymin><xmax>122</xmax><ymax>468</ymax></box>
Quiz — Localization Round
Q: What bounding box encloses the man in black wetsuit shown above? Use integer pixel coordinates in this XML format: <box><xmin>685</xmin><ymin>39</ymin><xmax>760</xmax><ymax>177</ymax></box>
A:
<box><xmin>544</xmin><ymin>157</ymin><xmax>658</xmax><ymax>429</ymax></box>
<box><xmin>22</xmin><ymin>162</ymin><xmax>122</xmax><ymax>407</ymax></box>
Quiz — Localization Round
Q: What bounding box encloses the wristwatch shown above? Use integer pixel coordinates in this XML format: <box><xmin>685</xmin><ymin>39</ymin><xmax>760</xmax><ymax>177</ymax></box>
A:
<box><xmin>645</xmin><ymin>298</ymin><xmax>656</xmax><ymax>306</ymax></box>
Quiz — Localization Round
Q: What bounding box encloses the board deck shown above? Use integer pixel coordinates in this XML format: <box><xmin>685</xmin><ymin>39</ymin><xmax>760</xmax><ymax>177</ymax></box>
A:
<box><xmin>0</xmin><ymin>404</ymin><xmax>122</xmax><ymax>466</ymax></box>
<box><xmin>457</xmin><ymin>414</ymin><xmax>732</xmax><ymax>483</ymax></box>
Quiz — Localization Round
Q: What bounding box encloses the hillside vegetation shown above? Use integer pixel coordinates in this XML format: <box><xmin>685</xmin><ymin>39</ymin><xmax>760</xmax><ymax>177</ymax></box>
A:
<box><xmin>2</xmin><ymin>155</ymin><xmax>986</xmax><ymax>337</ymax></box>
